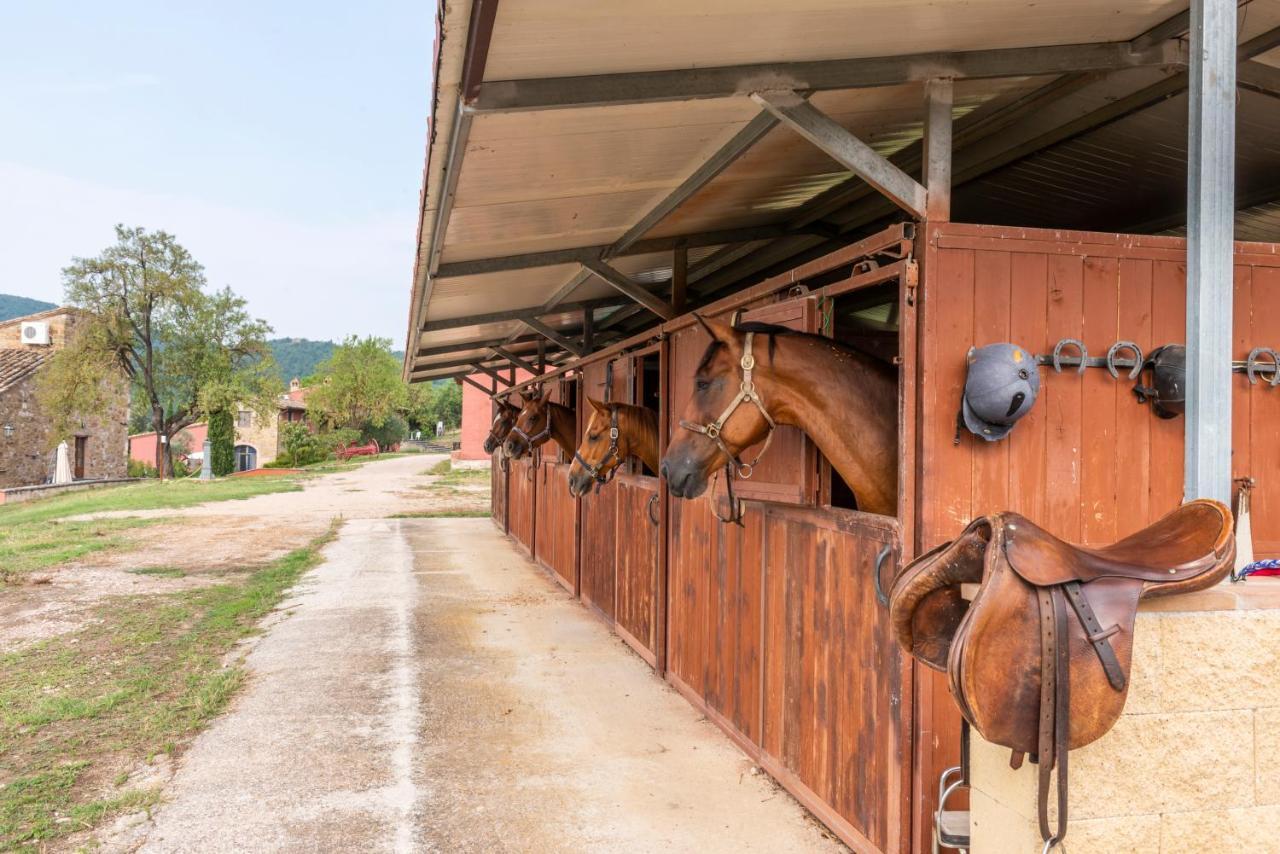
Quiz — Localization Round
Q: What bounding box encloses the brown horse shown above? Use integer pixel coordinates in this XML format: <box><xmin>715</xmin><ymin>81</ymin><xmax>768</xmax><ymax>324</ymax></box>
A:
<box><xmin>502</xmin><ymin>391</ymin><xmax>577</xmax><ymax>460</ymax></box>
<box><xmin>483</xmin><ymin>399</ymin><xmax>521</xmax><ymax>455</ymax></box>
<box><xmin>661</xmin><ymin>314</ymin><xmax>898</xmax><ymax>516</ymax></box>
<box><xmin>567</xmin><ymin>399</ymin><xmax>660</xmax><ymax>498</ymax></box>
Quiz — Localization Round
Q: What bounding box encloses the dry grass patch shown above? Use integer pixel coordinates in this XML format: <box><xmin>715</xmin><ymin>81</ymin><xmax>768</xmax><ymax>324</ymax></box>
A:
<box><xmin>0</xmin><ymin>523</ymin><xmax>339</xmax><ymax>851</ymax></box>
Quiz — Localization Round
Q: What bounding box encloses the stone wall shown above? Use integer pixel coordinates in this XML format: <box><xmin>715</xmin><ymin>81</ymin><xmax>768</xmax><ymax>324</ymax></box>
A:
<box><xmin>0</xmin><ymin>309</ymin><xmax>77</xmax><ymax>349</ymax></box>
<box><xmin>970</xmin><ymin>584</ymin><xmax>1280</xmax><ymax>852</ymax></box>
<box><xmin>233</xmin><ymin>408</ymin><xmax>279</xmax><ymax>466</ymax></box>
<box><xmin>0</xmin><ymin>371</ymin><xmax>129</xmax><ymax>489</ymax></box>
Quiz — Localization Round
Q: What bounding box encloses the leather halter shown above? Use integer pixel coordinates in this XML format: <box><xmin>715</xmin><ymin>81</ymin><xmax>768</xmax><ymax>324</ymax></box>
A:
<box><xmin>678</xmin><ymin>331</ymin><xmax>778</xmax><ymax>478</ymax></box>
<box><xmin>573</xmin><ymin>406</ymin><xmax>622</xmax><ymax>489</ymax></box>
<box><xmin>510</xmin><ymin>406</ymin><xmax>554</xmax><ymax>450</ymax></box>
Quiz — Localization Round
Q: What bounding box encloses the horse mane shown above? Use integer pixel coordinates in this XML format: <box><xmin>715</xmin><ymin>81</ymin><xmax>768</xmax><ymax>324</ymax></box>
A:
<box><xmin>695</xmin><ymin>320</ymin><xmax>894</xmax><ymax>377</ymax></box>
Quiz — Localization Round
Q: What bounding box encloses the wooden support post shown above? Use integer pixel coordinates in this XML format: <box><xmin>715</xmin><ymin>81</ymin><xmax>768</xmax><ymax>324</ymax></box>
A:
<box><xmin>1185</xmin><ymin>0</ymin><xmax>1236</xmax><ymax>504</ymax></box>
<box><xmin>672</xmin><ymin>241</ymin><xmax>688</xmax><ymax>314</ymax></box>
<box><xmin>537</xmin><ymin>339</ymin><xmax>547</xmax><ymax>374</ymax></box>
<box><xmin>923</xmin><ymin>78</ymin><xmax>954</xmax><ymax>222</ymax></box>
<box><xmin>582</xmin><ymin>307</ymin><xmax>595</xmax><ymax>353</ymax></box>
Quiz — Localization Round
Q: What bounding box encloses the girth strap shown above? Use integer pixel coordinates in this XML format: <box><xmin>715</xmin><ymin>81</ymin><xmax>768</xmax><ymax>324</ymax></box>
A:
<box><xmin>1062</xmin><ymin>581</ymin><xmax>1126</xmax><ymax>691</ymax></box>
<box><xmin>1037</xmin><ymin>587</ymin><xmax>1070</xmax><ymax>851</ymax></box>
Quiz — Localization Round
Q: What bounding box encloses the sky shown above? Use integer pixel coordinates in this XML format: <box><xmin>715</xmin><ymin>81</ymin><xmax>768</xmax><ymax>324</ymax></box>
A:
<box><xmin>0</xmin><ymin>2</ymin><xmax>435</xmax><ymax>343</ymax></box>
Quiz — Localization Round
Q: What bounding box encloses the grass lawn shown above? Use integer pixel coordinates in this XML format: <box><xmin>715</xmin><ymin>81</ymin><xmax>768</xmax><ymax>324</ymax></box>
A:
<box><xmin>0</xmin><ymin>523</ymin><xmax>338</xmax><ymax>851</ymax></box>
<box><xmin>297</xmin><ymin>452</ymin><xmax>414</xmax><ymax>475</ymax></box>
<box><xmin>390</xmin><ymin>509</ymin><xmax>490</xmax><ymax>519</ymax></box>
<box><xmin>0</xmin><ymin>476</ymin><xmax>304</xmax><ymax>584</ymax></box>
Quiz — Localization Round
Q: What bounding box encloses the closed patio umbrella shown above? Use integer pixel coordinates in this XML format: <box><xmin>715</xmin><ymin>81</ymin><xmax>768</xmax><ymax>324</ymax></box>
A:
<box><xmin>53</xmin><ymin>441</ymin><xmax>72</xmax><ymax>484</ymax></box>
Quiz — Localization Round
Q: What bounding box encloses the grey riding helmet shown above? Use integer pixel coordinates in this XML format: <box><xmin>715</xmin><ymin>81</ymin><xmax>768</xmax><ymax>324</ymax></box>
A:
<box><xmin>961</xmin><ymin>343</ymin><xmax>1041</xmax><ymax>441</ymax></box>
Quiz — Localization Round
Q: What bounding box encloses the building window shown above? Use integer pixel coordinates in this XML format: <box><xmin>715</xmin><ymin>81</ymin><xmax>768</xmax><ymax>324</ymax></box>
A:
<box><xmin>234</xmin><ymin>444</ymin><xmax>257</xmax><ymax>472</ymax></box>
<box><xmin>236</xmin><ymin>410</ymin><xmax>253</xmax><ymax>428</ymax></box>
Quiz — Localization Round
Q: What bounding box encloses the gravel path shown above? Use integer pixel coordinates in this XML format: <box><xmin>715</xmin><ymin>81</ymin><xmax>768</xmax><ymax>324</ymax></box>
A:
<box><xmin>98</xmin><ymin>456</ymin><xmax>843</xmax><ymax>852</ymax></box>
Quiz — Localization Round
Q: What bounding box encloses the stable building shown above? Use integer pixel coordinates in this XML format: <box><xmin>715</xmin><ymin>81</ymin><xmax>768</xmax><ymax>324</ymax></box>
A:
<box><xmin>404</xmin><ymin>2</ymin><xmax>1280</xmax><ymax>851</ymax></box>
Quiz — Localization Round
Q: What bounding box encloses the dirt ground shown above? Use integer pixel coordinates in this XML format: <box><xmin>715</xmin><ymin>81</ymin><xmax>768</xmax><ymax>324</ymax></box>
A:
<box><xmin>0</xmin><ymin>455</ymin><xmax>480</xmax><ymax>652</ymax></box>
<box><xmin>11</xmin><ymin>455</ymin><xmax>844</xmax><ymax>852</ymax></box>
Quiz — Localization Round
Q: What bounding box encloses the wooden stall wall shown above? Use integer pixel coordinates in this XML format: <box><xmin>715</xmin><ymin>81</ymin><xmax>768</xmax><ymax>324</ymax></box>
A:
<box><xmin>665</xmin><ymin>305</ymin><xmax>909</xmax><ymax>853</ymax></box>
<box><xmin>533</xmin><ymin>382</ymin><xmax>579</xmax><ymax>592</ymax></box>
<box><xmin>491</xmin><ymin>449</ymin><xmax>508</xmax><ymax>533</ymax></box>
<box><xmin>507</xmin><ymin>455</ymin><xmax>536</xmax><ymax>555</ymax></box>
<box><xmin>914</xmin><ymin>221</ymin><xmax>1280</xmax><ymax>848</ymax></box>
<box><xmin>577</xmin><ymin>358</ymin><xmax>629</xmax><ymax>618</ymax></box>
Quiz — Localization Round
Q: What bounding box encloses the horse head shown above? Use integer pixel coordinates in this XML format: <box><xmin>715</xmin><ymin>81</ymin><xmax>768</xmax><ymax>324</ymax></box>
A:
<box><xmin>483</xmin><ymin>400</ymin><xmax>521</xmax><ymax>455</ymax></box>
<box><xmin>568</xmin><ymin>397</ymin><xmax>626</xmax><ymax>497</ymax></box>
<box><xmin>662</xmin><ymin>315</ymin><xmax>779</xmax><ymax>499</ymax></box>
<box><xmin>503</xmin><ymin>388</ymin><xmax>552</xmax><ymax>459</ymax></box>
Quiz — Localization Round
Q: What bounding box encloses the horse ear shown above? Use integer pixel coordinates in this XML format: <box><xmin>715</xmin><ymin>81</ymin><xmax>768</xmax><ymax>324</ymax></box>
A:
<box><xmin>694</xmin><ymin>313</ymin><xmax>735</xmax><ymax>345</ymax></box>
<box><xmin>587</xmin><ymin>396</ymin><xmax>608</xmax><ymax>414</ymax></box>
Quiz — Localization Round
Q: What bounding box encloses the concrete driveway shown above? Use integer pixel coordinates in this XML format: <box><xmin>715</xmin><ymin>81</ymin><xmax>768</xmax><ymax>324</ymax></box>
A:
<box><xmin>111</xmin><ymin>456</ymin><xmax>843</xmax><ymax>852</ymax></box>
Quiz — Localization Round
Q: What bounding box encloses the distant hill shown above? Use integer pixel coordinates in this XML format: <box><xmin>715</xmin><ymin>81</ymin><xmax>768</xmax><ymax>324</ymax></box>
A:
<box><xmin>267</xmin><ymin>338</ymin><xmax>404</xmax><ymax>383</ymax></box>
<box><xmin>0</xmin><ymin>294</ymin><xmax>57</xmax><ymax>322</ymax></box>
<box><xmin>268</xmin><ymin>338</ymin><xmax>335</xmax><ymax>382</ymax></box>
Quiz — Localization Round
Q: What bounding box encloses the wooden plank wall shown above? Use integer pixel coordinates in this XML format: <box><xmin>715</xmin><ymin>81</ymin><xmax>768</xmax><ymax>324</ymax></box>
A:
<box><xmin>914</xmin><ymin>221</ymin><xmax>1280</xmax><ymax>844</ymax></box>
<box><xmin>665</xmin><ymin>313</ymin><xmax>907</xmax><ymax>853</ymax></box>
<box><xmin>490</xmin><ymin>449</ymin><xmax>508</xmax><ymax>533</ymax></box>
<box><xmin>614</xmin><ymin>475</ymin><xmax>659</xmax><ymax>659</ymax></box>
<box><xmin>507</xmin><ymin>456</ymin><xmax>535</xmax><ymax>554</ymax></box>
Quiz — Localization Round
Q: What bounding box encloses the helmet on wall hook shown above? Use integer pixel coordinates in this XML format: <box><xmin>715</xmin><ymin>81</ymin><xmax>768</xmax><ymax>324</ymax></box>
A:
<box><xmin>959</xmin><ymin>343</ymin><xmax>1041</xmax><ymax>442</ymax></box>
<box><xmin>1132</xmin><ymin>344</ymin><xmax>1186</xmax><ymax>419</ymax></box>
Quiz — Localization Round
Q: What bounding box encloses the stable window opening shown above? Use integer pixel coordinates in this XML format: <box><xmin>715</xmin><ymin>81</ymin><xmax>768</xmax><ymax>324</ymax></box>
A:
<box><xmin>822</xmin><ymin>281</ymin><xmax>900</xmax><ymax>513</ymax></box>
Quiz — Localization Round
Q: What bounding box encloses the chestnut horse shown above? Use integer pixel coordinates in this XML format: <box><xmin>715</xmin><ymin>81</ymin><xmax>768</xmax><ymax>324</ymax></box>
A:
<box><xmin>502</xmin><ymin>391</ymin><xmax>577</xmax><ymax>460</ymax></box>
<box><xmin>567</xmin><ymin>399</ymin><xmax>659</xmax><ymax>498</ymax></box>
<box><xmin>483</xmin><ymin>399</ymin><xmax>521</xmax><ymax>455</ymax></box>
<box><xmin>662</xmin><ymin>314</ymin><xmax>897</xmax><ymax>516</ymax></box>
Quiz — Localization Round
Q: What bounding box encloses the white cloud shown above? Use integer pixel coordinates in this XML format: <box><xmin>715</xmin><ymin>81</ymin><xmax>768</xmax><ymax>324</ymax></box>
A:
<box><xmin>0</xmin><ymin>162</ymin><xmax>415</xmax><ymax>343</ymax></box>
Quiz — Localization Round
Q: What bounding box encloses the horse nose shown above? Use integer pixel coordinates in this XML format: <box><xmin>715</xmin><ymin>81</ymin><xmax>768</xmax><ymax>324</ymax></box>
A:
<box><xmin>659</xmin><ymin>460</ymin><xmax>670</xmax><ymax>481</ymax></box>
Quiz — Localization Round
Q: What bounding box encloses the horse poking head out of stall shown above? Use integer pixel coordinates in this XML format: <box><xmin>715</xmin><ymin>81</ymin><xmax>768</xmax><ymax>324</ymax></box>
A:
<box><xmin>483</xmin><ymin>400</ymin><xmax>522</xmax><ymax>455</ymax></box>
<box><xmin>662</xmin><ymin>314</ymin><xmax>897</xmax><ymax>517</ymax></box>
<box><xmin>503</xmin><ymin>389</ymin><xmax>577</xmax><ymax>460</ymax></box>
<box><xmin>567</xmin><ymin>399</ymin><xmax>659</xmax><ymax>497</ymax></box>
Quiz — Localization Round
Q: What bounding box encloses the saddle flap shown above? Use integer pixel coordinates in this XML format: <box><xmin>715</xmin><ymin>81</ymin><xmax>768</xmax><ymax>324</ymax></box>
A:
<box><xmin>889</xmin><ymin>520</ymin><xmax>992</xmax><ymax>671</ymax></box>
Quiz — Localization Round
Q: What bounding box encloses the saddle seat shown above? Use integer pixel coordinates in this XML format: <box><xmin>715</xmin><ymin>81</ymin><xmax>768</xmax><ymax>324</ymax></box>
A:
<box><xmin>889</xmin><ymin>499</ymin><xmax>1234</xmax><ymax>850</ymax></box>
<box><xmin>1001</xmin><ymin>499</ymin><xmax>1234</xmax><ymax>590</ymax></box>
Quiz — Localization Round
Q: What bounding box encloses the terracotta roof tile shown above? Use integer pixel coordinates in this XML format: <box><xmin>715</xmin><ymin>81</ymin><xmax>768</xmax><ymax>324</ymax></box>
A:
<box><xmin>0</xmin><ymin>348</ymin><xmax>47</xmax><ymax>393</ymax></box>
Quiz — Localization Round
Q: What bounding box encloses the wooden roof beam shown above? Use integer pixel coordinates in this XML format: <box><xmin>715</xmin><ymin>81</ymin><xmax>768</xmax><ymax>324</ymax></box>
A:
<box><xmin>473</xmin><ymin>40</ymin><xmax>1185</xmax><ymax>113</ymax></box>
<box><xmin>419</xmin><ymin>296</ymin><xmax>627</xmax><ymax>333</ymax></box>
<box><xmin>752</xmin><ymin>90</ymin><xmax>928</xmax><ymax>219</ymax></box>
<box><xmin>582</xmin><ymin>259</ymin><xmax>675</xmax><ymax>320</ymax></box>
<box><xmin>523</xmin><ymin>318</ymin><xmax>585</xmax><ymax>357</ymax></box>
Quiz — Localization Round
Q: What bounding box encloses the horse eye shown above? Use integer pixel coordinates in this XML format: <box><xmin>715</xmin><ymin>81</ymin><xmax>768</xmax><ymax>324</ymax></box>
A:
<box><xmin>589</xmin><ymin>433</ymin><xmax>600</xmax><ymax>441</ymax></box>
<box><xmin>695</xmin><ymin>378</ymin><xmax>710</xmax><ymax>392</ymax></box>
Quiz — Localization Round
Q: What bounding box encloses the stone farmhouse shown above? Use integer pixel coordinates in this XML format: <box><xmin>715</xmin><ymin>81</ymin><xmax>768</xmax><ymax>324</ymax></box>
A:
<box><xmin>0</xmin><ymin>307</ymin><xmax>129</xmax><ymax>489</ymax></box>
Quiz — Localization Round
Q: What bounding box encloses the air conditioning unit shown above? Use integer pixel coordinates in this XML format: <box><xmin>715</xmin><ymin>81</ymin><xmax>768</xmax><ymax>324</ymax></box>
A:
<box><xmin>20</xmin><ymin>321</ymin><xmax>50</xmax><ymax>346</ymax></box>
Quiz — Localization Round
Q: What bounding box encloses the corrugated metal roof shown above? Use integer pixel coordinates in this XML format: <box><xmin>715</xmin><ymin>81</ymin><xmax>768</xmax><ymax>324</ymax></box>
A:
<box><xmin>406</xmin><ymin>0</ymin><xmax>1280</xmax><ymax>382</ymax></box>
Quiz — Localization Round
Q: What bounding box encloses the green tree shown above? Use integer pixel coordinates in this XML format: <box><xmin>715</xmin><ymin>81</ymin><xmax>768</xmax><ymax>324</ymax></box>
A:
<box><xmin>37</xmin><ymin>225</ymin><xmax>279</xmax><ymax>476</ymax></box>
<box><xmin>306</xmin><ymin>336</ymin><xmax>407</xmax><ymax>435</ymax></box>
<box><xmin>207</xmin><ymin>409</ymin><xmax>235</xmax><ymax>476</ymax></box>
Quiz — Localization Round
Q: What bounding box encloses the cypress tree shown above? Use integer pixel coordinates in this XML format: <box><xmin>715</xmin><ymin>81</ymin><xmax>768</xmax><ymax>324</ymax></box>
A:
<box><xmin>208</xmin><ymin>409</ymin><xmax>234</xmax><ymax>476</ymax></box>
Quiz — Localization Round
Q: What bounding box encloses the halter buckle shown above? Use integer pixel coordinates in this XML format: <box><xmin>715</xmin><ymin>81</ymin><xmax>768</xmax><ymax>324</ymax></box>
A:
<box><xmin>741</xmin><ymin>353</ymin><xmax>755</xmax><ymax>370</ymax></box>
<box><xmin>705</xmin><ymin>424</ymin><xmax>720</xmax><ymax>439</ymax></box>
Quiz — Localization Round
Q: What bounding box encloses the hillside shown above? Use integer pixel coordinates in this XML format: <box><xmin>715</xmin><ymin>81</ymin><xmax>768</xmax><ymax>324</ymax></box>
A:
<box><xmin>268</xmin><ymin>338</ymin><xmax>334</xmax><ymax>382</ymax></box>
<box><xmin>0</xmin><ymin>294</ymin><xmax>57</xmax><ymax>322</ymax></box>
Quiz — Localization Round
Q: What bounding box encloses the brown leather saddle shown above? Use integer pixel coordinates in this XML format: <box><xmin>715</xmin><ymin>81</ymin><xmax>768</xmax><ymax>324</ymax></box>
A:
<box><xmin>890</xmin><ymin>499</ymin><xmax>1234</xmax><ymax>850</ymax></box>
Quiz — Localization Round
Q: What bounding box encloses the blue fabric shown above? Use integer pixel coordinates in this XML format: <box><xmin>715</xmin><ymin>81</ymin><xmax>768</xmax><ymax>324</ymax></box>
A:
<box><xmin>1238</xmin><ymin>559</ymin><xmax>1280</xmax><ymax>579</ymax></box>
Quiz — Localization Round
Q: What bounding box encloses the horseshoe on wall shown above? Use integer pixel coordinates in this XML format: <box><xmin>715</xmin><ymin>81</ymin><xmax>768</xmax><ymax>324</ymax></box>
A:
<box><xmin>1246</xmin><ymin>347</ymin><xmax>1280</xmax><ymax>387</ymax></box>
<box><xmin>1052</xmin><ymin>338</ymin><xmax>1088</xmax><ymax>374</ymax></box>
<box><xmin>1105</xmin><ymin>341</ymin><xmax>1144</xmax><ymax>380</ymax></box>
